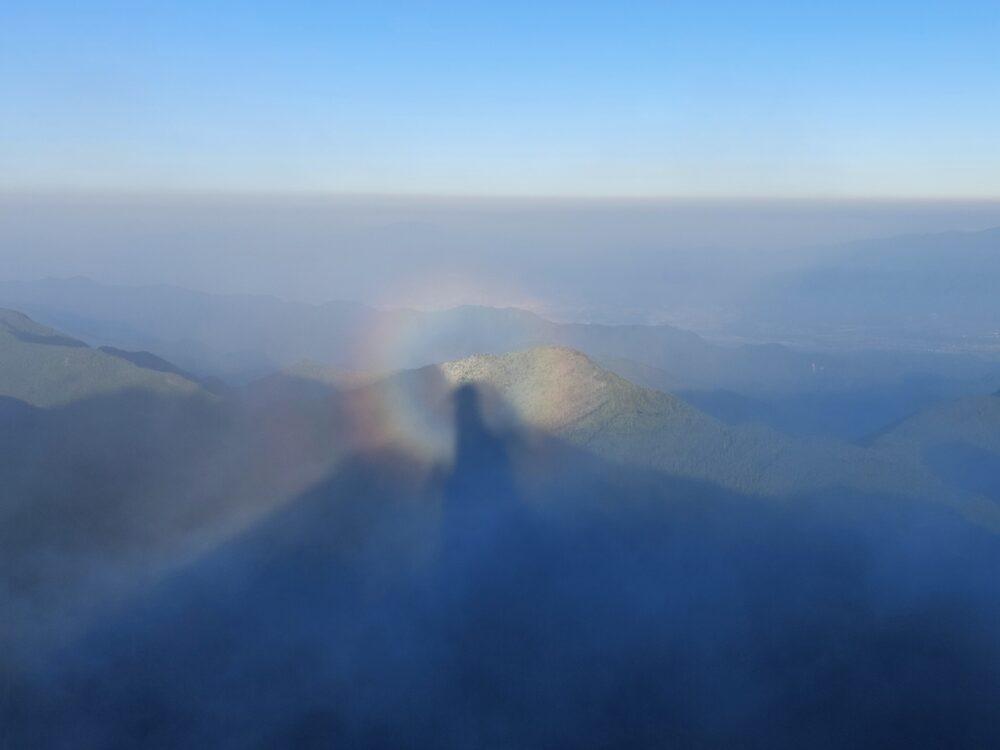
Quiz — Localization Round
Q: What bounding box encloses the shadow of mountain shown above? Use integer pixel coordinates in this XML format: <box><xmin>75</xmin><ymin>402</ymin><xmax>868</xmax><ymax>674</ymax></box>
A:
<box><xmin>6</xmin><ymin>380</ymin><xmax>1000</xmax><ymax>749</ymax></box>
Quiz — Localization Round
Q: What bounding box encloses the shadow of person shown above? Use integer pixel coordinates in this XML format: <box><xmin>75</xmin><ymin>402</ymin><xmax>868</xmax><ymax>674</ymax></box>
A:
<box><xmin>439</xmin><ymin>384</ymin><xmax>523</xmax><ymax>569</ymax></box>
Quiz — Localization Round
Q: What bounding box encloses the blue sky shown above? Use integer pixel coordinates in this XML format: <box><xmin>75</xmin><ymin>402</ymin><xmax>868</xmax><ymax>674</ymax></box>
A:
<box><xmin>2</xmin><ymin>1</ymin><xmax>998</xmax><ymax>197</ymax></box>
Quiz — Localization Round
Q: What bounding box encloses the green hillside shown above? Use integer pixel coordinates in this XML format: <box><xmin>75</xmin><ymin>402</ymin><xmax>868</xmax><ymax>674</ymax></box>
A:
<box><xmin>0</xmin><ymin>309</ymin><xmax>206</xmax><ymax>407</ymax></box>
<box><xmin>432</xmin><ymin>347</ymin><xmax>994</xmax><ymax>522</ymax></box>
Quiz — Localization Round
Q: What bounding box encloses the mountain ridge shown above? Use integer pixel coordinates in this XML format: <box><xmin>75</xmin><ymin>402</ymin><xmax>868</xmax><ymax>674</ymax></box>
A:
<box><xmin>0</xmin><ymin>308</ymin><xmax>208</xmax><ymax>407</ymax></box>
<box><xmin>9</xmin><ymin>277</ymin><xmax>996</xmax><ymax>403</ymax></box>
<box><xmin>351</xmin><ymin>346</ymin><xmax>984</xmax><ymax>520</ymax></box>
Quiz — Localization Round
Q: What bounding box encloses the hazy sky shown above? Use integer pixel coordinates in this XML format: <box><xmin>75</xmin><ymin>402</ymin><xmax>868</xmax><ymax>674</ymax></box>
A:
<box><xmin>3</xmin><ymin>1</ymin><xmax>999</xmax><ymax>197</ymax></box>
<box><xmin>4</xmin><ymin>193</ymin><xmax>1000</xmax><ymax>327</ymax></box>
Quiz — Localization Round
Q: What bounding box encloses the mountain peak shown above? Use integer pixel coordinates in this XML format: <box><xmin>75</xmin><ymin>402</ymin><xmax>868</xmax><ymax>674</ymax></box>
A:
<box><xmin>437</xmin><ymin>346</ymin><xmax>675</xmax><ymax>435</ymax></box>
<box><xmin>441</xmin><ymin>345</ymin><xmax>598</xmax><ymax>378</ymax></box>
<box><xmin>439</xmin><ymin>346</ymin><xmax>609</xmax><ymax>395</ymax></box>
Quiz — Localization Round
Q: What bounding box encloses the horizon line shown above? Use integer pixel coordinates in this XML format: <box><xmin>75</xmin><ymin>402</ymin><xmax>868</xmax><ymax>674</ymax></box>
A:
<box><xmin>3</xmin><ymin>187</ymin><xmax>1000</xmax><ymax>205</ymax></box>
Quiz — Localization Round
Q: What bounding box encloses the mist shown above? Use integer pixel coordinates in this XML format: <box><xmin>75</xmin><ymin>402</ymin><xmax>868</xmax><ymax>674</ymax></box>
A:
<box><xmin>4</xmin><ymin>192</ymin><xmax>1000</xmax><ymax>327</ymax></box>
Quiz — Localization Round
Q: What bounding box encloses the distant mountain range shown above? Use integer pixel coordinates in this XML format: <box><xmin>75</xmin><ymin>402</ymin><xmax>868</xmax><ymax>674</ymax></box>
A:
<box><xmin>0</xmin><ymin>276</ymin><xmax>744</xmax><ymax>385</ymax></box>
<box><xmin>1</xmin><ymin>277</ymin><xmax>997</xmax><ymax>406</ymax></box>
<box><xmin>738</xmin><ymin>226</ymin><xmax>1000</xmax><ymax>347</ymax></box>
